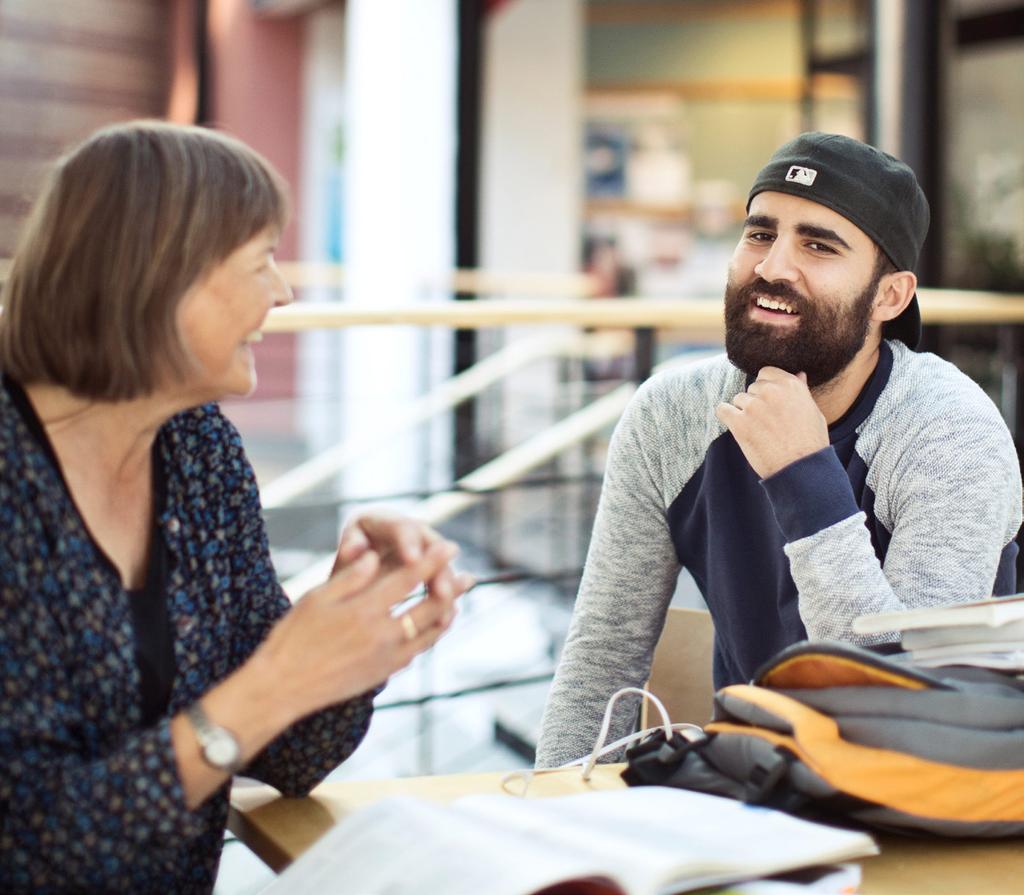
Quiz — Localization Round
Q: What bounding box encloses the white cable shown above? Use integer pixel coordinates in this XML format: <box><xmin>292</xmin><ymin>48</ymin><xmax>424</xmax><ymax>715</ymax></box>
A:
<box><xmin>582</xmin><ymin>687</ymin><xmax>672</xmax><ymax>781</ymax></box>
<box><xmin>500</xmin><ymin>686</ymin><xmax>704</xmax><ymax>797</ymax></box>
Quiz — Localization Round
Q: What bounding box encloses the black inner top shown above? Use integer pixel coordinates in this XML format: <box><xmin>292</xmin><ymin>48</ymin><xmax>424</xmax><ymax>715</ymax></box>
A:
<box><xmin>3</xmin><ymin>374</ymin><xmax>175</xmax><ymax>726</ymax></box>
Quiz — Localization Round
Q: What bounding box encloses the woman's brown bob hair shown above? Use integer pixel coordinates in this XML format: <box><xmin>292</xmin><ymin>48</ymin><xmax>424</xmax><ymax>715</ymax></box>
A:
<box><xmin>0</xmin><ymin>120</ymin><xmax>288</xmax><ymax>400</ymax></box>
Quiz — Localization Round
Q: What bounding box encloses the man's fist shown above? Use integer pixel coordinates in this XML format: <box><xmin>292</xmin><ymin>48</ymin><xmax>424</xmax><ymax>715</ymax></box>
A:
<box><xmin>715</xmin><ymin>367</ymin><xmax>829</xmax><ymax>479</ymax></box>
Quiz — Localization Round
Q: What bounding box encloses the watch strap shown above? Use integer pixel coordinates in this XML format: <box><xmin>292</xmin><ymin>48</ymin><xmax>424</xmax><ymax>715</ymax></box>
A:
<box><xmin>186</xmin><ymin>702</ymin><xmax>243</xmax><ymax>774</ymax></box>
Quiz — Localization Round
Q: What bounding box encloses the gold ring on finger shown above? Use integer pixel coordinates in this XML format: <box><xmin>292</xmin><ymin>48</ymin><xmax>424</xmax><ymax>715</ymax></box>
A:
<box><xmin>400</xmin><ymin>613</ymin><xmax>418</xmax><ymax>641</ymax></box>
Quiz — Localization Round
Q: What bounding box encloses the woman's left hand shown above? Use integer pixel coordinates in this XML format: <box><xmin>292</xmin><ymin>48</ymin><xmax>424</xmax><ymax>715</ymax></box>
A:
<box><xmin>332</xmin><ymin>512</ymin><xmax>466</xmax><ymax>605</ymax></box>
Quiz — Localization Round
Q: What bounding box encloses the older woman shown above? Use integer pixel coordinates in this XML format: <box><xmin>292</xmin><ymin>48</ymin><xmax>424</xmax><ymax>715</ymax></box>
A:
<box><xmin>0</xmin><ymin>121</ymin><xmax>472</xmax><ymax>894</ymax></box>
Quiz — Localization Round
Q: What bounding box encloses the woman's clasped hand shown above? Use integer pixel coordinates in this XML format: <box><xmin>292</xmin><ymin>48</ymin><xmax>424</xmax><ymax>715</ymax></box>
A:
<box><xmin>257</xmin><ymin>513</ymin><xmax>474</xmax><ymax>720</ymax></box>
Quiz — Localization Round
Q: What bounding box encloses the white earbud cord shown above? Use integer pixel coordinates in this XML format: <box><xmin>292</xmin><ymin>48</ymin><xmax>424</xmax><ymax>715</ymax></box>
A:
<box><xmin>501</xmin><ymin>687</ymin><xmax>703</xmax><ymax>796</ymax></box>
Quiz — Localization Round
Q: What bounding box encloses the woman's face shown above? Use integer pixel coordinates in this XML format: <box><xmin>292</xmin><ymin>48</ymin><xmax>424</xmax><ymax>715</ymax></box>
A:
<box><xmin>175</xmin><ymin>228</ymin><xmax>293</xmax><ymax>402</ymax></box>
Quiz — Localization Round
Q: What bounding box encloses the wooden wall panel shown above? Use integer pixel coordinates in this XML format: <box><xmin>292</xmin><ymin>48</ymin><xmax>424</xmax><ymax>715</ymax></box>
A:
<box><xmin>1</xmin><ymin>42</ymin><xmax>168</xmax><ymax>100</ymax></box>
<box><xmin>1</xmin><ymin>0</ymin><xmax>166</xmax><ymax>44</ymax></box>
<box><xmin>0</xmin><ymin>1</ymin><xmax>170</xmax><ymax>256</ymax></box>
<box><xmin>0</xmin><ymin>98</ymin><xmax>145</xmax><ymax>149</ymax></box>
<box><xmin>0</xmin><ymin>160</ymin><xmax>54</xmax><ymax>195</ymax></box>
<box><xmin>0</xmin><ymin>218</ymin><xmax>26</xmax><ymax>258</ymax></box>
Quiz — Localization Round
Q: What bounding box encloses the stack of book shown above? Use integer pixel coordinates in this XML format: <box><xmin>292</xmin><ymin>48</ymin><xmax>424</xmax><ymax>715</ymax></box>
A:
<box><xmin>853</xmin><ymin>594</ymin><xmax>1024</xmax><ymax>671</ymax></box>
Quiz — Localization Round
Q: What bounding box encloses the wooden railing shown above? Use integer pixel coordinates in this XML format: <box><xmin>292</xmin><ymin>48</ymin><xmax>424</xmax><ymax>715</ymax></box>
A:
<box><xmin>261</xmin><ymin>289</ymin><xmax>1024</xmax><ymax>333</ymax></box>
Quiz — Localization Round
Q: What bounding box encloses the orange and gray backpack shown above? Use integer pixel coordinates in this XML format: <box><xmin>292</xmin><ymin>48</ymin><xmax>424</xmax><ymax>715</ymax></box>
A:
<box><xmin>623</xmin><ymin>641</ymin><xmax>1024</xmax><ymax>837</ymax></box>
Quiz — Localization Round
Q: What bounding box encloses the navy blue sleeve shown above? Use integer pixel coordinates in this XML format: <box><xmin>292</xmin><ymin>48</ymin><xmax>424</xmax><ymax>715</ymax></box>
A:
<box><xmin>760</xmin><ymin>447</ymin><xmax>860</xmax><ymax>542</ymax></box>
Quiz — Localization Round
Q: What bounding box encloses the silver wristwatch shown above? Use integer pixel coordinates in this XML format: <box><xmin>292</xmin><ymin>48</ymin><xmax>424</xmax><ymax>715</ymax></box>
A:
<box><xmin>187</xmin><ymin>702</ymin><xmax>243</xmax><ymax>774</ymax></box>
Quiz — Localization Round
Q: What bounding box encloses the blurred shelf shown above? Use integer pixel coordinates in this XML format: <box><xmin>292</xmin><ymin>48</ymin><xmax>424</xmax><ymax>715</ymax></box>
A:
<box><xmin>586</xmin><ymin>74</ymin><xmax>858</xmax><ymax>103</ymax></box>
<box><xmin>276</xmin><ymin>262</ymin><xmax>598</xmax><ymax>298</ymax></box>
<box><xmin>587</xmin><ymin>0</ymin><xmax>799</xmax><ymax>26</ymax></box>
<box><xmin>585</xmin><ymin>199</ymin><xmax>692</xmax><ymax>220</ymax></box>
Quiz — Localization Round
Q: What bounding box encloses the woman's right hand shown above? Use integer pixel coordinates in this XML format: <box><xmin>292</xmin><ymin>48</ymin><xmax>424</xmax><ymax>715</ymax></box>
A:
<box><xmin>173</xmin><ymin>537</ymin><xmax>470</xmax><ymax>810</ymax></box>
<box><xmin>252</xmin><ymin>539</ymin><xmax>470</xmax><ymax>725</ymax></box>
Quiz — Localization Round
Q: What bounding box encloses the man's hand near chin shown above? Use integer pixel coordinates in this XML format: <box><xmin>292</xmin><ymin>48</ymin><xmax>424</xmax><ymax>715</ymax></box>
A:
<box><xmin>714</xmin><ymin>367</ymin><xmax>830</xmax><ymax>479</ymax></box>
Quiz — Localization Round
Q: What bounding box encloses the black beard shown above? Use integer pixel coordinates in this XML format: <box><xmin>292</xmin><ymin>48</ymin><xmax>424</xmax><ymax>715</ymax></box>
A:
<box><xmin>723</xmin><ymin>272</ymin><xmax>880</xmax><ymax>389</ymax></box>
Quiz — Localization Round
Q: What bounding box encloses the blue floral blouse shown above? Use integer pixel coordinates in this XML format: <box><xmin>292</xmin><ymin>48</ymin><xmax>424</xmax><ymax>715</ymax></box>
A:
<box><xmin>0</xmin><ymin>391</ymin><xmax>375</xmax><ymax>893</ymax></box>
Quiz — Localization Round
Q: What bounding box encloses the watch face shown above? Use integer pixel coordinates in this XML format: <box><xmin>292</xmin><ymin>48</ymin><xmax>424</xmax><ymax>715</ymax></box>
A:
<box><xmin>206</xmin><ymin>731</ymin><xmax>241</xmax><ymax>768</ymax></box>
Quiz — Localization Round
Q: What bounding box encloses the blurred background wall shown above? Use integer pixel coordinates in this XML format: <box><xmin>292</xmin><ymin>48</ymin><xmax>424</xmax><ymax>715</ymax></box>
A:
<box><xmin>3</xmin><ymin>0</ymin><xmax>1022</xmax><ymax>311</ymax></box>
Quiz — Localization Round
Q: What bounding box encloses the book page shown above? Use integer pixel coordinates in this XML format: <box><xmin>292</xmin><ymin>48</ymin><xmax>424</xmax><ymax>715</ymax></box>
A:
<box><xmin>853</xmin><ymin>593</ymin><xmax>1024</xmax><ymax>635</ymax></box>
<box><xmin>911</xmin><ymin>649</ymin><xmax>1024</xmax><ymax>670</ymax></box>
<box><xmin>456</xmin><ymin>788</ymin><xmax>876</xmax><ymax>893</ymax></box>
<box><xmin>709</xmin><ymin>863</ymin><xmax>861</xmax><ymax>893</ymax></box>
<box><xmin>909</xmin><ymin>639</ymin><xmax>1024</xmax><ymax>660</ymax></box>
<box><xmin>262</xmin><ymin>788</ymin><xmax>875</xmax><ymax>895</ymax></box>
<box><xmin>902</xmin><ymin>617</ymin><xmax>1024</xmax><ymax>650</ymax></box>
<box><xmin>262</xmin><ymin>795</ymin><xmax>628</xmax><ymax>895</ymax></box>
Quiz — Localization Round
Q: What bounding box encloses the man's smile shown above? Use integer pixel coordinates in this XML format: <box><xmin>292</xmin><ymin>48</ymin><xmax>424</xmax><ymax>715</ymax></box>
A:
<box><xmin>755</xmin><ymin>295</ymin><xmax>798</xmax><ymax>315</ymax></box>
<box><xmin>749</xmin><ymin>292</ymin><xmax>801</xmax><ymax>326</ymax></box>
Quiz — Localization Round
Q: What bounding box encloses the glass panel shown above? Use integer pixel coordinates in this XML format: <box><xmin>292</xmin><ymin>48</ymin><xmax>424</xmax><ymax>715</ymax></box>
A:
<box><xmin>806</xmin><ymin>75</ymin><xmax>865</xmax><ymax>139</ymax></box>
<box><xmin>945</xmin><ymin>40</ymin><xmax>1024</xmax><ymax>290</ymax></box>
<box><xmin>809</xmin><ymin>0</ymin><xmax>870</xmax><ymax>61</ymax></box>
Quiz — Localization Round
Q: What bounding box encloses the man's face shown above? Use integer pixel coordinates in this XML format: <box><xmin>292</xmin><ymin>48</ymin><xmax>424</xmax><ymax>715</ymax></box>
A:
<box><xmin>724</xmin><ymin>191</ymin><xmax>887</xmax><ymax>389</ymax></box>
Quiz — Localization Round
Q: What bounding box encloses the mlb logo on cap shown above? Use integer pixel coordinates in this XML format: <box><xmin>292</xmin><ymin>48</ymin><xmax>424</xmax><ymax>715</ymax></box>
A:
<box><xmin>785</xmin><ymin>165</ymin><xmax>817</xmax><ymax>186</ymax></box>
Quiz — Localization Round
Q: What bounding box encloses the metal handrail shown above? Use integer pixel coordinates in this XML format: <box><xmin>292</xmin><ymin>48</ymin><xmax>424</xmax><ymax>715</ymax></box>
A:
<box><xmin>280</xmin><ymin>348</ymin><xmax>720</xmax><ymax>599</ymax></box>
<box><xmin>259</xmin><ymin>330</ymin><xmax>628</xmax><ymax>508</ymax></box>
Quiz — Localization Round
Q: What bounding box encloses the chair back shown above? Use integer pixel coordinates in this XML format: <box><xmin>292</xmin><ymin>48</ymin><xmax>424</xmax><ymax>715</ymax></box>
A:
<box><xmin>640</xmin><ymin>607</ymin><xmax>715</xmax><ymax>729</ymax></box>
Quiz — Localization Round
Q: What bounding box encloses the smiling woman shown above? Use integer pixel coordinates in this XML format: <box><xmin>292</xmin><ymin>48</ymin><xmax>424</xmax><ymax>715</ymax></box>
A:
<box><xmin>176</xmin><ymin>228</ymin><xmax>294</xmax><ymax>402</ymax></box>
<box><xmin>0</xmin><ymin>121</ymin><xmax>472</xmax><ymax>894</ymax></box>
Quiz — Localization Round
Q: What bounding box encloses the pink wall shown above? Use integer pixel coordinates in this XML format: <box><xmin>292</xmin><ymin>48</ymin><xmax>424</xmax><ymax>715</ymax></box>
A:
<box><xmin>207</xmin><ymin>0</ymin><xmax>304</xmax><ymax>262</ymax></box>
<box><xmin>207</xmin><ymin>0</ymin><xmax>303</xmax><ymax>402</ymax></box>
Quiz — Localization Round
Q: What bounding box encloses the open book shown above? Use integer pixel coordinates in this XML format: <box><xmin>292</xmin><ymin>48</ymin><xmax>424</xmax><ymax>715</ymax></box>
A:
<box><xmin>262</xmin><ymin>786</ymin><xmax>876</xmax><ymax>895</ymax></box>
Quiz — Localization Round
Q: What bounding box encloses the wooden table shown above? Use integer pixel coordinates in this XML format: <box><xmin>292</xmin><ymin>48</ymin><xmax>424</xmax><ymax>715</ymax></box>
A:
<box><xmin>229</xmin><ymin>765</ymin><xmax>1024</xmax><ymax>894</ymax></box>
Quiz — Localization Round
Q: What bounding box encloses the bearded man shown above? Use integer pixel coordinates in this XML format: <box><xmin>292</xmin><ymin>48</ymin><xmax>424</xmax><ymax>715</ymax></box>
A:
<box><xmin>536</xmin><ymin>132</ymin><xmax>1022</xmax><ymax>768</ymax></box>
